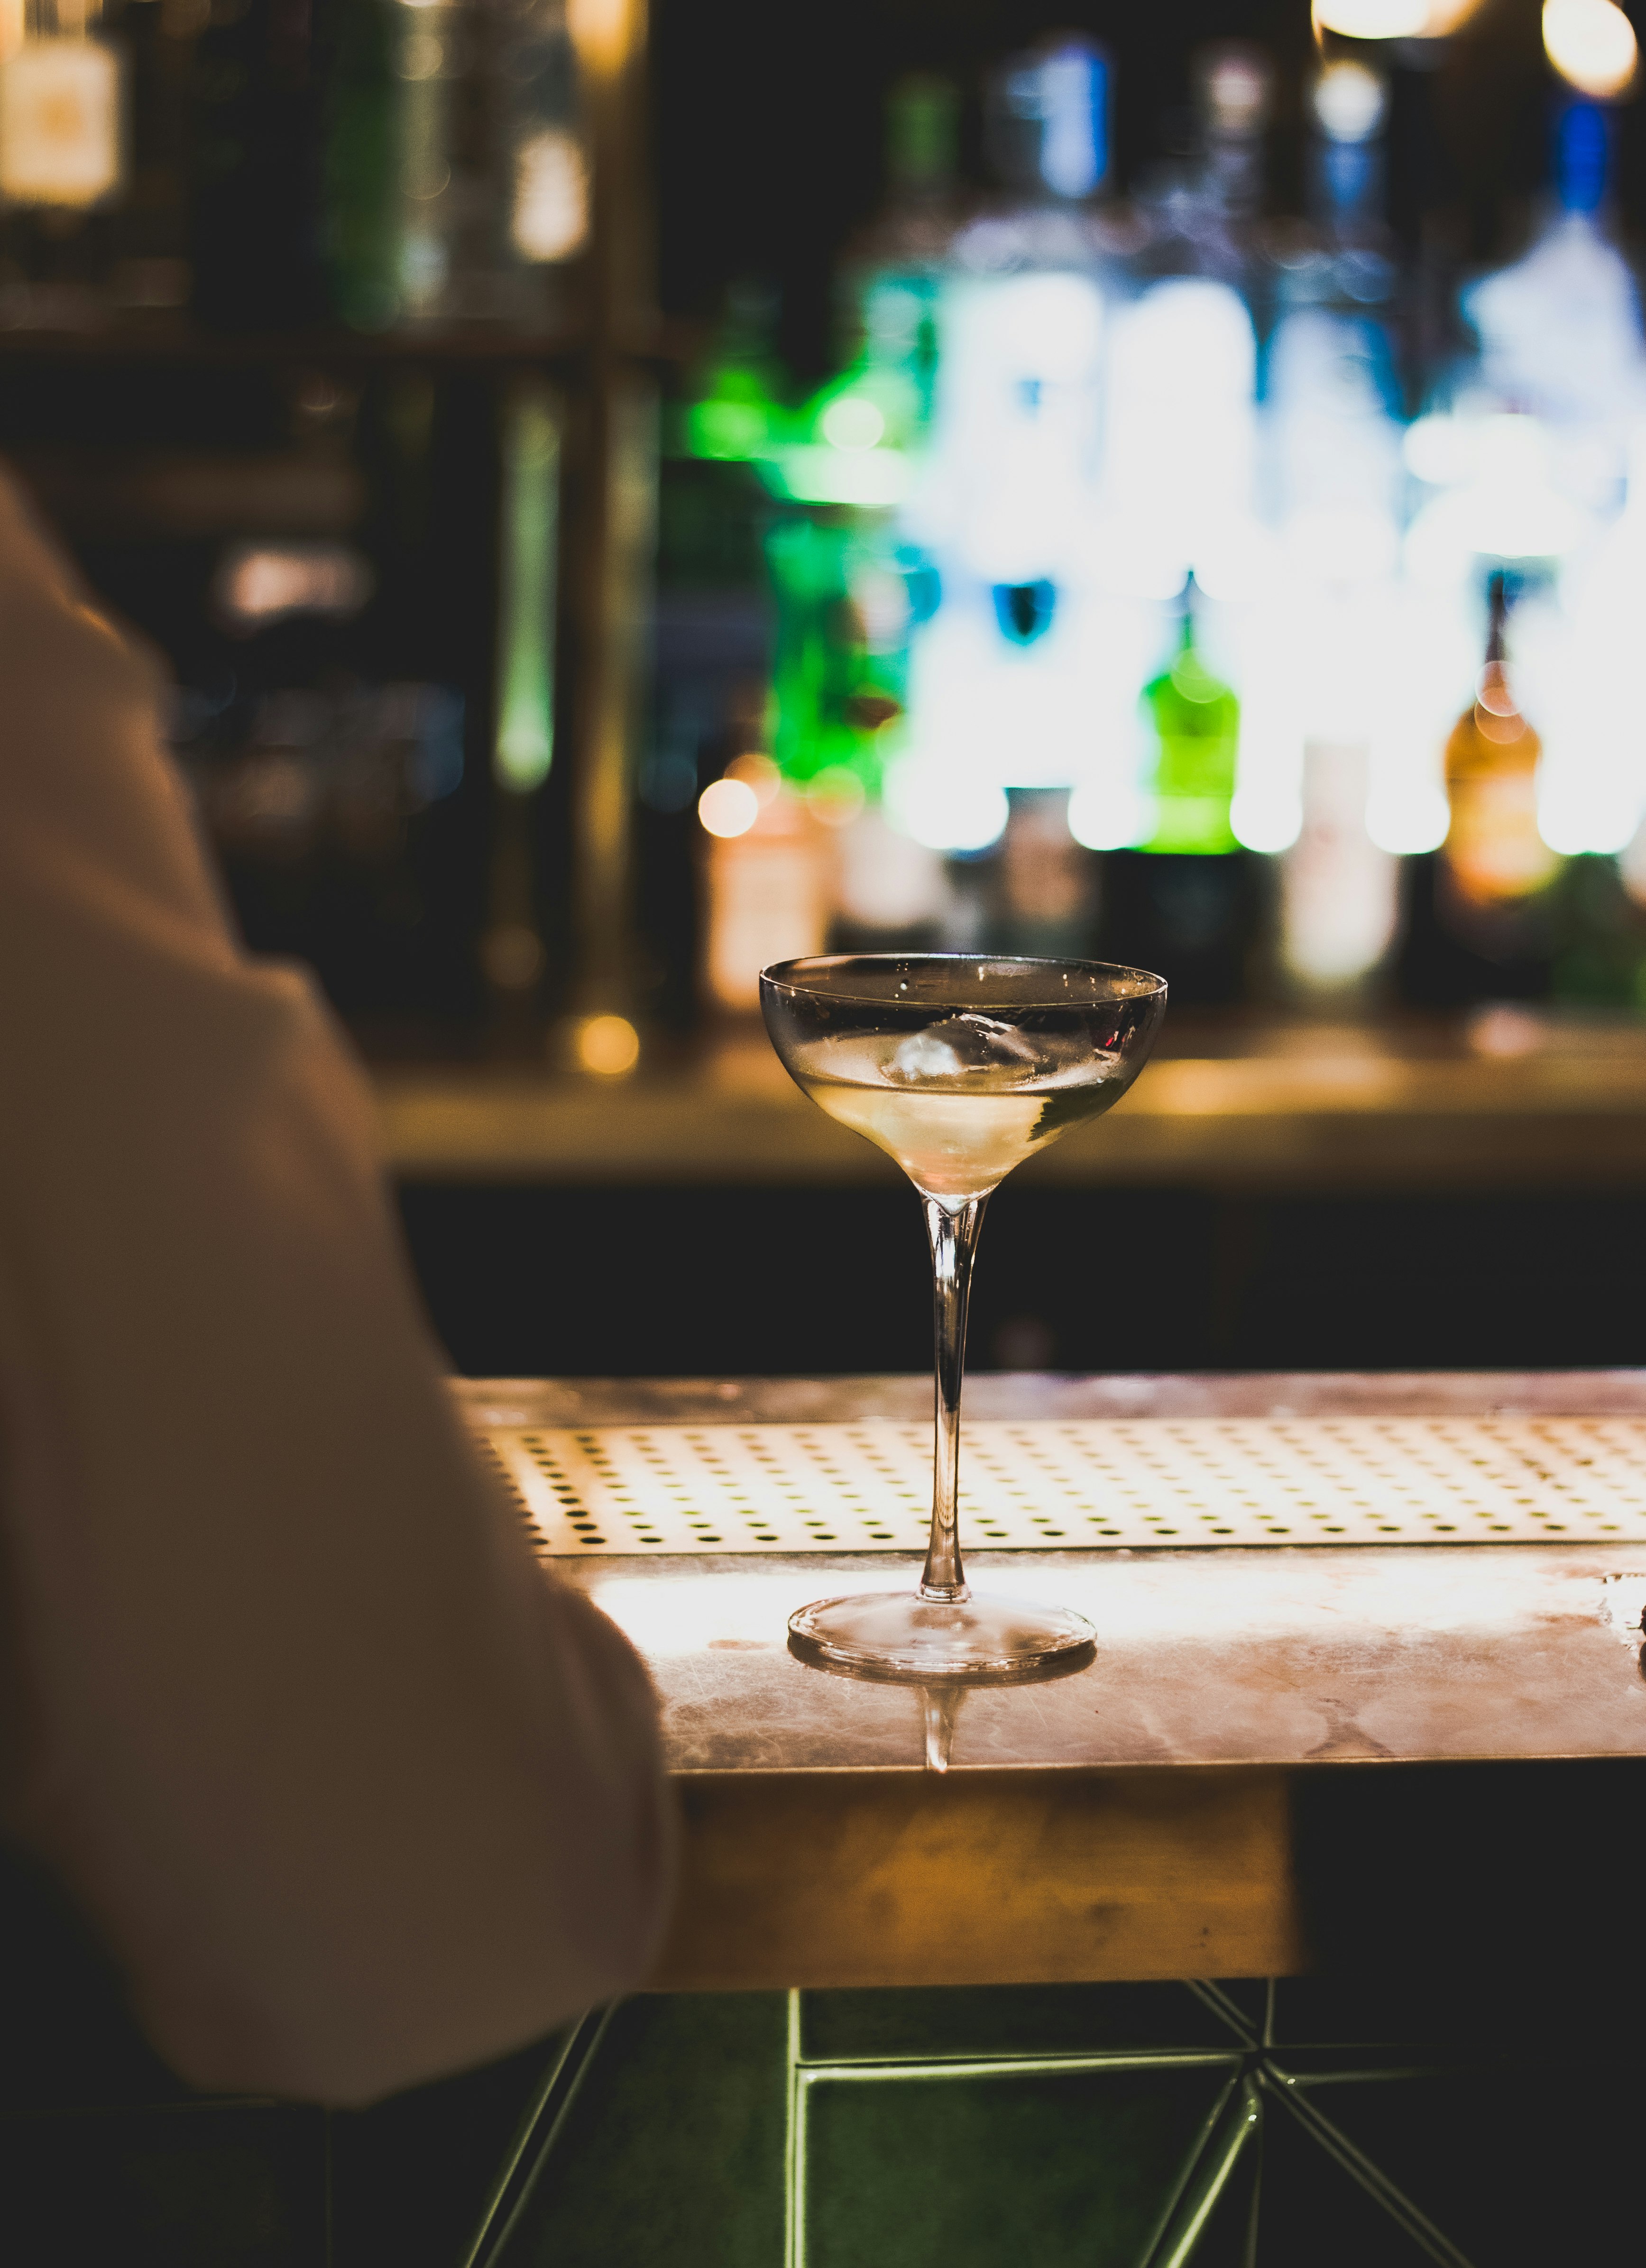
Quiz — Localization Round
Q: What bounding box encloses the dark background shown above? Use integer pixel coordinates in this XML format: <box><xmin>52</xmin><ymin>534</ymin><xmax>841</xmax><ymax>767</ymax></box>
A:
<box><xmin>399</xmin><ymin>1182</ymin><xmax>1646</xmax><ymax>1377</ymax></box>
<box><xmin>650</xmin><ymin>0</ymin><xmax>1644</xmax><ymax>374</ymax></box>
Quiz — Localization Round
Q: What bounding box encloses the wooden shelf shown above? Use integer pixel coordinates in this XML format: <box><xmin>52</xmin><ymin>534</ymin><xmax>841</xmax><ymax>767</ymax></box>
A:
<box><xmin>375</xmin><ymin>1020</ymin><xmax>1646</xmax><ymax>1193</ymax></box>
<box><xmin>0</xmin><ymin>311</ymin><xmax>703</xmax><ymax>369</ymax></box>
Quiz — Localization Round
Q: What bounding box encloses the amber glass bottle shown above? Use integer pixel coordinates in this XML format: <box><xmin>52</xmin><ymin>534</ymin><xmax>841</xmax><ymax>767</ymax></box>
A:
<box><xmin>1441</xmin><ymin>572</ymin><xmax>1559</xmax><ymax>909</ymax></box>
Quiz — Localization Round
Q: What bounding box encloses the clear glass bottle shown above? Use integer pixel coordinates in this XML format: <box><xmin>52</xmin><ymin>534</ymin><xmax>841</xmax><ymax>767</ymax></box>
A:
<box><xmin>0</xmin><ymin>0</ymin><xmax>128</xmax><ymax>324</ymax></box>
<box><xmin>1264</xmin><ymin>56</ymin><xmax>1406</xmax><ymax>994</ymax></box>
<box><xmin>322</xmin><ymin>0</ymin><xmax>586</xmax><ymax>334</ymax></box>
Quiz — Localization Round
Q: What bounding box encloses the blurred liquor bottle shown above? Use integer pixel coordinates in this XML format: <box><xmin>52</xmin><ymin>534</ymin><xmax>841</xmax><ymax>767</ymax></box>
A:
<box><xmin>1462</xmin><ymin>97</ymin><xmax>1642</xmax><ymax>516</ymax></box>
<box><xmin>315</xmin><ymin>0</ymin><xmax>397</xmax><ymax>329</ymax></box>
<box><xmin>322</xmin><ymin>0</ymin><xmax>586</xmax><ymax>333</ymax></box>
<box><xmin>1265</xmin><ymin>58</ymin><xmax>1405</xmax><ymax>999</ymax></box>
<box><xmin>683</xmin><ymin>83</ymin><xmax>963</xmax><ymax>1019</ymax></box>
<box><xmin>1398</xmin><ymin>573</ymin><xmax>1562</xmax><ymax>1005</ymax></box>
<box><xmin>1099</xmin><ymin>582</ymin><xmax>1262</xmax><ymax>1006</ymax></box>
<box><xmin>966</xmin><ymin>31</ymin><xmax>1114</xmax><ymax>271</ymax></box>
<box><xmin>1548</xmin><ymin>850</ymin><xmax>1646</xmax><ymax>1009</ymax></box>
<box><xmin>763</xmin><ymin>508</ymin><xmax>908</xmax><ymax>800</ymax></box>
<box><xmin>836</xmin><ymin>73</ymin><xmax>959</xmax><ymax>432</ymax></box>
<box><xmin>1140</xmin><ymin>590</ymin><xmax>1239</xmax><ymax>856</ymax></box>
<box><xmin>1281</xmin><ymin>743</ymin><xmax>1398</xmax><ymax>1000</ymax></box>
<box><xmin>0</xmin><ymin>0</ymin><xmax>128</xmax><ymax>323</ymax></box>
<box><xmin>1269</xmin><ymin>57</ymin><xmax>1398</xmax><ymax>347</ymax></box>
<box><xmin>189</xmin><ymin>0</ymin><xmax>326</xmax><ymax>326</ymax></box>
<box><xmin>756</xmin><ymin>76</ymin><xmax>966</xmax><ymax>957</ymax></box>
<box><xmin>760</xmin><ymin>76</ymin><xmax>956</xmax><ymax>805</ymax></box>
<box><xmin>1134</xmin><ymin>39</ymin><xmax>1271</xmax><ymax>295</ymax></box>
<box><xmin>889</xmin><ymin>40</ymin><xmax>1113</xmax><ymax>907</ymax></box>
<box><xmin>697</xmin><ymin>756</ymin><xmax>831</xmax><ymax>1019</ymax></box>
<box><xmin>1444</xmin><ymin>574</ymin><xmax>1558</xmax><ymax>904</ymax></box>
<box><xmin>415</xmin><ymin>0</ymin><xmax>584</xmax><ymax>328</ymax></box>
<box><xmin>1068</xmin><ymin>45</ymin><xmax>1276</xmax><ymax>1005</ymax></box>
<box><xmin>115</xmin><ymin>0</ymin><xmax>196</xmax><ymax>314</ymax></box>
<box><xmin>161</xmin><ymin>367</ymin><xmax>490</xmax><ymax>1038</ymax></box>
<box><xmin>653</xmin><ymin>282</ymin><xmax>788</xmax><ymax>1022</ymax></box>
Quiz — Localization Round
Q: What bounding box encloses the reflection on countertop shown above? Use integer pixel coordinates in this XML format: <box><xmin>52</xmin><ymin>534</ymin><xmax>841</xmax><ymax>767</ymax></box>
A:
<box><xmin>567</xmin><ymin>1544</ymin><xmax>1646</xmax><ymax>1779</ymax></box>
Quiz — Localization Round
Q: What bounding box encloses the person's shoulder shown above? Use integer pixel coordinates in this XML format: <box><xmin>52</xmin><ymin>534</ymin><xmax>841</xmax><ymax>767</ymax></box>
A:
<box><xmin>0</xmin><ymin>460</ymin><xmax>166</xmax><ymax>708</ymax></box>
<box><xmin>0</xmin><ymin>465</ymin><xmax>82</xmax><ymax>604</ymax></box>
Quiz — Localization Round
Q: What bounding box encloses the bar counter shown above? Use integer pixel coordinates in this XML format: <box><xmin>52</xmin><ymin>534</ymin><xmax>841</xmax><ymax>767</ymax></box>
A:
<box><xmin>383</xmin><ymin>1013</ymin><xmax>1646</xmax><ymax>1191</ymax></box>
<box><xmin>456</xmin><ymin>1369</ymin><xmax>1646</xmax><ymax>1999</ymax></box>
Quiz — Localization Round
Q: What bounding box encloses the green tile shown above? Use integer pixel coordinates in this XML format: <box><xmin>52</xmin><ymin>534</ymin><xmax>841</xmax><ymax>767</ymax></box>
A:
<box><xmin>0</xmin><ymin>2103</ymin><xmax>326</xmax><ymax>2268</ymax></box>
<box><xmin>800</xmin><ymin>1983</ymin><xmax>1241</xmax><ymax>2065</ymax></box>
<box><xmin>801</xmin><ymin>2061</ymin><xmax>1230</xmax><ymax>2268</ymax></box>
<box><xmin>499</xmin><ymin>1993</ymin><xmax>788</xmax><ymax>2268</ymax></box>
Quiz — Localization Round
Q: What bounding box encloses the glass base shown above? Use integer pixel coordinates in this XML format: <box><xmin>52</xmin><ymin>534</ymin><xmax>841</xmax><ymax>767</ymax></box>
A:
<box><xmin>787</xmin><ymin>1589</ymin><xmax>1095</xmax><ymax>1685</ymax></box>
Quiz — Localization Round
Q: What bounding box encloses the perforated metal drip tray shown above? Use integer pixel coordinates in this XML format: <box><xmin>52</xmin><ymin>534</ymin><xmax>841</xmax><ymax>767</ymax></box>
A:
<box><xmin>471</xmin><ymin>1416</ymin><xmax>1646</xmax><ymax>1557</ymax></box>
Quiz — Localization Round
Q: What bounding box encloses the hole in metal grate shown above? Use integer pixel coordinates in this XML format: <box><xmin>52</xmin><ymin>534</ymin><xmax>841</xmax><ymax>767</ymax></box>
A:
<box><xmin>472</xmin><ymin>1417</ymin><xmax>1646</xmax><ymax>1558</ymax></box>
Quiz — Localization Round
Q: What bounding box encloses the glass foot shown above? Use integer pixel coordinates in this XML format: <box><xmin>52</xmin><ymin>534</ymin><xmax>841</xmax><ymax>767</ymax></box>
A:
<box><xmin>787</xmin><ymin>1589</ymin><xmax>1095</xmax><ymax>1684</ymax></box>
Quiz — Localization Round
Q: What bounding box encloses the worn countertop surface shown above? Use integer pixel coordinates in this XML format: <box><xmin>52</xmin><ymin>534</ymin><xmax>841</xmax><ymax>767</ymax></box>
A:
<box><xmin>458</xmin><ymin>1370</ymin><xmax>1646</xmax><ymax>1782</ymax></box>
<box><xmin>455</xmin><ymin>1371</ymin><xmax>1646</xmax><ymax>1986</ymax></box>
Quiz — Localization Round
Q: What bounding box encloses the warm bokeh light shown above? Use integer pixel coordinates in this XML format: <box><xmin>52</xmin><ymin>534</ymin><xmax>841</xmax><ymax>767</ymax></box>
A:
<box><xmin>215</xmin><ymin>543</ymin><xmax>373</xmax><ymax>628</ymax></box>
<box><xmin>512</xmin><ymin>129</ymin><xmax>588</xmax><ymax>262</ymax></box>
<box><xmin>1543</xmin><ymin>0</ymin><xmax>1638</xmax><ymax>98</ymax></box>
<box><xmin>573</xmin><ymin>1014</ymin><xmax>641</xmax><ymax>1077</ymax></box>
<box><xmin>1313</xmin><ymin>0</ymin><xmax>1429</xmax><ymax>40</ymax></box>
<box><xmin>1313</xmin><ymin>0</ymin><xmax>1487</xmax><ymax>33</ymax></box>
<box><xmin>724</xmin><ymin>752</ymin><xmax>782</xmax><ymax>807</ymax></box>
<box><xmin>698</xmin><ymin>776</ymin><xmax>761</xmax><ymax>838</ymax></box>
<box><xmin>0</xmin><ymin>36</ymin><xmax>122</xmax><ymax>206</ymax></box>
<box><xmin>805</xmin><ymin>767</ymin><xmax>867</xmax><ymax>827</ymax></box>
<box><xmin>566</xmin><ymin>0</ymin><xmax>638</xmax><ymax>75</ymax></box>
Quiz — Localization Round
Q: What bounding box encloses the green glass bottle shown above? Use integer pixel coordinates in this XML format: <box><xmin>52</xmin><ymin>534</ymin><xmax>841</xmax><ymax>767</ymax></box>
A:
<box><xmin>319</xmin><ymin>0</ymin><xmax>402</xmax><ymax>331</ymax></box>
<box><xmin>681</xmin><ymin>283</ymin><xmax>789</xmax><ymax>465</ymax></box>
<box><xmin>1139</xmin><ymin>592</ymin><xmax>1240</xmax><ymax>855</ymax></box>
<box><xmin>762</xmin><ymin>511</ymin><xmax>905</xmax><ymax>796</ymax></box>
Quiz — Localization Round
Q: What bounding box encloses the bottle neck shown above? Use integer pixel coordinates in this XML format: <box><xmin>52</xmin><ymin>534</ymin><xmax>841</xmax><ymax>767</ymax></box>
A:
<box><xmin>886</xmin><ymin>78</ymin><xmax>959</xmax><ymax>206</ymax></box>
<box><xmin>1556</xmin><ymin>98</ymin><xmax>1609</xmax><ymax>219</ymax></box>
<box><xmin>989</xmin><ymin>41</ymin><xmax>1110</xmax><ymax>204</ymax></box>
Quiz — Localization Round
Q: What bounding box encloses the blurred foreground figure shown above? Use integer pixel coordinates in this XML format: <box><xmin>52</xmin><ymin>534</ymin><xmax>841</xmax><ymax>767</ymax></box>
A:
<box><xmin>0</xmin><ymin>475</ymin><xmax>674</xmax><ymax>2105</ymax></box>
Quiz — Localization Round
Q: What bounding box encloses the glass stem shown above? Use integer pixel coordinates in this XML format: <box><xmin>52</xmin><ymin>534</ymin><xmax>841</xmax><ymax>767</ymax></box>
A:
<box><xmin>920</xmin><ymin>1194</ymin><xmax>987</xmax><ymax>1603</ymax></box>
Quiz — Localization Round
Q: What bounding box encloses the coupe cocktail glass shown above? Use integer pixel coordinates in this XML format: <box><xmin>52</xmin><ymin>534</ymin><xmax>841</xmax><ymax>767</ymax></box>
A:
<box><xmin>760</xmin><ymin>954</ymin><xmax>1167</xmax><ymax>1680</ymax></box>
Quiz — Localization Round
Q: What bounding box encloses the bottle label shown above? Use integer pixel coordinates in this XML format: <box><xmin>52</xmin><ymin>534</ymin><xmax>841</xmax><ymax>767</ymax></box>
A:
<box><xmin>0</xmin><ymin>38</ymin><xmax>122</xmax><ymax>209</ymax></box>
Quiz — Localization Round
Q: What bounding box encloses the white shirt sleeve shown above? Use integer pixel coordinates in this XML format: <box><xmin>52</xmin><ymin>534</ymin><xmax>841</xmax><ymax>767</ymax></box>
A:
<box><xmin>0</xmin><ymin>473</ymin><xmax>675</xmax><ymax>2106</ymax></box>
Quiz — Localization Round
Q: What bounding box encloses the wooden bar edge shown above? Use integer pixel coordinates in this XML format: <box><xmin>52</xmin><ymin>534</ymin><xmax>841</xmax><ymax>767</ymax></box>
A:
<box><xmin>647</xmin><ymin>1766</ymin><xmax>1305</xmax><ymax>1993</ymax></box>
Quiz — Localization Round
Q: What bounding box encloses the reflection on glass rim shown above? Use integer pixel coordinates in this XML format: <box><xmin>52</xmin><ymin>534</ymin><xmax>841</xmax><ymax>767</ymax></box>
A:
<box><xmin>760</xmin><ymin>952</ymin><xmax>1168</xmax><ymax>1010</ymax></box>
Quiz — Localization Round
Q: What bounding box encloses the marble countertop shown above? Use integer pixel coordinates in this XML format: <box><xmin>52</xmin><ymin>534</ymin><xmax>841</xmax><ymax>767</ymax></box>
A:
<box><xmin>459</xmin><ymin>1371</ymin><xmax>1646</xmax><ymax>1779</ymax></box>
<box><xmin>455</xmin><ymin>1373</ymin><xmax>1646</xmax><ymax>1986</ymax></box>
